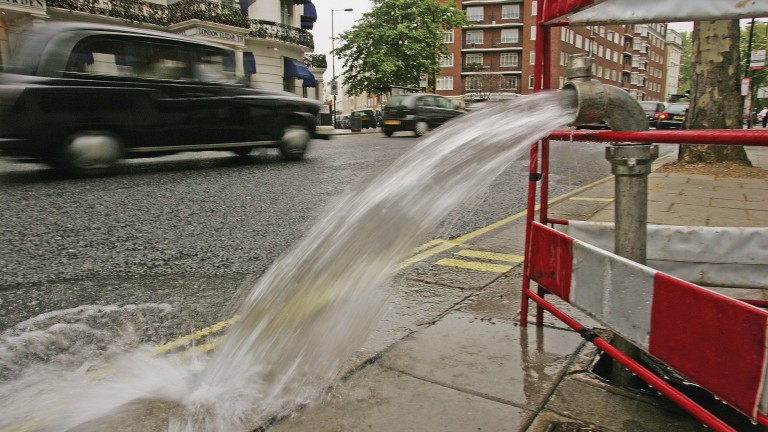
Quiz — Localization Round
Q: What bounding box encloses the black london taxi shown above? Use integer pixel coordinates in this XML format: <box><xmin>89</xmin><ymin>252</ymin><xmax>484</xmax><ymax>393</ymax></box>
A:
<box><xmin>0</xmin><ymin>22</ymin><xmax>323</xmax><ymax>175</ymax></box>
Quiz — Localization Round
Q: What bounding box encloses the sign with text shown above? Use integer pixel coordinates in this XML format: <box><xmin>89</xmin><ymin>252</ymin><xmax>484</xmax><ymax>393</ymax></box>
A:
<box><xmin>751</xmin><ymin>50</ymin><xmax>766</xmax><ymax>70</ymax></box>
<box><xmin>742</xmin><ymin>77</ymin><xmax>751</xmax><ymax>96</ymax></box>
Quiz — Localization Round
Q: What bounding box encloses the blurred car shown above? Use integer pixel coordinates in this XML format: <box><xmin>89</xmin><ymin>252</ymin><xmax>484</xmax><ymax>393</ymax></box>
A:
<box><xmin>335</xmin><ymin>115</ymin><xmax>350</xmax><ymax>129</ymax></box>
<box><xmin>0</xmin><ymin>22</ymin><xmax>322</xmax><ymax>176</ymax></box>
<box><xmin>574</xmin><ymin>120</ymin><xmax>610</xmax><ymax>130</ymax></box>
<box><xmin>352</xmin><ymin>109</ymin><xmax>378</xmax><ymax>129</ymax></box>
<box><xmin>656</xmin><ymin>102</ymin><xmax>690</xmax><ymax>129</ymax></box>
<box><xmin>381</xmin><ymin>93</ymin><xmax>465</xmax><ymax>137</ymax></box>
<box><xmin>639</xmin><ymin>101</ymin><xmax>666</xmax><ymax>128</ymax></box>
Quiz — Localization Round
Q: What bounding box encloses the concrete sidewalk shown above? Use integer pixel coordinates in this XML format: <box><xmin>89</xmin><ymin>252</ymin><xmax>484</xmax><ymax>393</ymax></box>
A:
<box><xmin>267</xmin><ymin>146</ymin><xmax>768</xmax><ymax>432</ymax></box>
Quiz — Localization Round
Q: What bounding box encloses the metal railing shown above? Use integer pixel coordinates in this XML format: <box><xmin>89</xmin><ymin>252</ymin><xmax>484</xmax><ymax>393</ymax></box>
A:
<box><xmin>46</xmin><ymin>0</ymin><xmax>315</xmax><ymax>49</ymax></box>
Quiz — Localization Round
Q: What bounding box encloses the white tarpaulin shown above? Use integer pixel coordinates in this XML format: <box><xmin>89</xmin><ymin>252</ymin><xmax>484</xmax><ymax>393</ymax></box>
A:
<box><xmin>566</xmin><ymin>0</ymin><xmax>768</xmax><ymax>25</ymax></box>
<box><xmin>560</xmin><ymin>221</ymin><xmax>768</xmax><ymax>289</ymax></box>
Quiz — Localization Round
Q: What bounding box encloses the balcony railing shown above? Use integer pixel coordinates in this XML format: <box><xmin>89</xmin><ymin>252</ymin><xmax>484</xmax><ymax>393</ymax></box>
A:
<box><xmin>249</xmin><ymin>19</ymin><xmax>314</xmax><ymax>49</ymax></box>
<box><xmin>47</xmin><ymin>0</ymin><xmax>315</xmax><ymax>49</ymax></box>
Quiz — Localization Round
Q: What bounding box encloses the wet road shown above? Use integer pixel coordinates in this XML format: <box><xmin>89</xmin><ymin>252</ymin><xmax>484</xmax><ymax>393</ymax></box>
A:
<box><xmin>0</xmin><ymin>133</ymin><xmax>671</xmax><ymax>334</ymax></box>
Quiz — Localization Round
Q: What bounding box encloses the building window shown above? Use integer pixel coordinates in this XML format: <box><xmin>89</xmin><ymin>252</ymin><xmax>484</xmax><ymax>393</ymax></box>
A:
<box><xmin>529</xmin><ymin>50</ymin><xmax>536</xmax><ymax>65</ymax></box>
<box><xmin>466</xmin><ymin>31</ymin><xmax>484</xmax><ymax>45</ymax></box>
<box><xmin>528</xmin><ymin>74</ymin><xmax>535</xmax><ymax>89</ymax></box>
<box><xmin>531</xmin><ymin>0</ymin><xmax>537</xmax><ymax>16</ymax></box>
<box><xmin>440</xmin><ymin>53</ymin><xmax>454</xmax><ymax>67</ymax></box>
<box><xmin>575</xmin><ymin>34</ymin><xmax>582</xmax><ymax>49</ymax></box>
<box><xmin>501</xmin><ymin>75</ymin><xmax>519</xmax><ymax>90</ymax></box>
<box><xmin>442</xmin><ymin>30</ymin><xmax>454</xmax><ymax>44</ymax></box>
<box><xmin>530</xmin><ymin>26</ymin><xmax>536</xmax><ymax>40</ymax></box>
<box><xmin>500</xmin><ymin>52</ymin><xmax>519</xmax><ymax>67</ymax></box>
<box><xmin>280</xmin><ymin>0</ymin><xmax>293</xmax><ymax>26</ymax></box>
<box><xmin>502</xmin><ymin>4</ymin><xmax>520</xmax><ymax>19</ymax></box>
<box><xmin>466</xmin><ymin>53</ymin><xmax>483</xmax><ymax>66</ymax></box>
<box><xmin>465</xmin><ymin>76</ymin><xmax>483</xmax><ymax>91</ymax></box>
<box><xmin>500</xmin><ymin>28</ymin><xmax>519</xmax><ymax>43</ymax></box>
<box><xmin>466</xmin><ymin>6</ymin><xmax>484</xmax><ymax>22</ymax></box>
<box><xmin>436</xmin><ymin>76</ymin><xmax>453</xmax><ymax>90</ymax></box>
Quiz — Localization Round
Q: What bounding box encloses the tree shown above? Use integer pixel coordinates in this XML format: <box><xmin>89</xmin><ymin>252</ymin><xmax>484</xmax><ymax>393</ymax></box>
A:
<box><xmin>678</xmin><ymin>20</ymin><xmax>749</xmax><ymax>164</ymax></box>
<box><xmin>334</xmin><ymin>0</ymin><xmax>467</xmax><ymax>96</ymax></box>
<box><xmin>677</xmin><ymin>31</ymin><xmax>692</xmax><ymax>95</ymax></box>
<box><xmin>463</xmin><ymin>63</ymin><xmax>503</xmax><ymax>101</ymax></box>
<box><xmin>742</xmin><ymin>20</ymin><xmax>768</xmax><ymax>119</ymax></box>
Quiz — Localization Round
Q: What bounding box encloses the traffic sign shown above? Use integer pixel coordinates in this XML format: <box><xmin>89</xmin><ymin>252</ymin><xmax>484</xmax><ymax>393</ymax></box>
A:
<box><xmin>330</xmin><ymin>80</ymin><xmax>338</xmax><ymax>96</ymax></box>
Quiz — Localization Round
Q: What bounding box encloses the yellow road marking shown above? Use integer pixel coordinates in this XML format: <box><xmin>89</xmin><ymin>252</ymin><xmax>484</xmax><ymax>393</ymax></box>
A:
<box><xmin>154</xmin><ymin>315</ymin><xmax>240</xmax><ymax>355</ymax></box>
<box><xmin>455</xmin><ymin>249</ymin><xmax>524</xmax><ymax>262</ymax></box>
<box><xmin>436</xmin><ymin>258</ymin><xmax>513</xmax><ymax>273</ymax></box>
<box><xmin>159</xmin><ymin>175</ymin><xmax>614</xmax><ymax>356</ymax></box>
<box><xmin>569</xmin><ymin>197</ymin><xmax>614</xmax><ymax>202</ymax></box>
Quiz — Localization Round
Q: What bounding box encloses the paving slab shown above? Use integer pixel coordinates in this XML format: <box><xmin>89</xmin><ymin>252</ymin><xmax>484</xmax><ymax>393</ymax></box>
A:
<box><xmin>379</xmin><ymin>311</ymin><xmax>584</xmax><ymax>410</ymax></box>
<box><xmin>268</xmin><ymin>364</ymin><xmax>529</xmax><ymax>432</ymax></box>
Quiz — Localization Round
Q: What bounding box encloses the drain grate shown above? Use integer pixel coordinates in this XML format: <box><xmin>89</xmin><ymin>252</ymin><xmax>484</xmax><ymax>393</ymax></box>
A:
<box><xmin>546</xmin><ymin>421</ymin><xmax>604</xmax><ymax>432</ymax></box>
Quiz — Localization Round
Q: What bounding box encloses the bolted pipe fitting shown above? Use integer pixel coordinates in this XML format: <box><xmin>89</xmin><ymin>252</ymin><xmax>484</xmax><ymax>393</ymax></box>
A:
<box><xmin>606</xmin><ymin>145</ymin><xmax>660</xmax><ymax>176</ymax></box>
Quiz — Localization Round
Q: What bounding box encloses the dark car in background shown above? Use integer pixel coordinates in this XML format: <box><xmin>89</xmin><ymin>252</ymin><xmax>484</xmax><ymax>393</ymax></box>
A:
<box><xmin>639</xmin><ymin>101</ymin><xmax>666</xmax><ymax>128</ymax></box>
<box><xmin>352</xmin><ymin>109</ymin><xmax>378</xmax><ymax>129</ymax></box>
<box><xmin>382</xmin><ymin>93</ymin><xmax>465</xmax><ymax>137</ymax></box>
<box><xmin>0</xmin><ymin>22</ymin><xmax>323</xmax><ymax>176</ymax></box>
<box><xmin>335</xmin><ymin>115</ymin><xmax>350</xmax><ymax>129</ymax></box>
<box><xmin>656</xmin><ymin>102</ymin><xmax>690</xmax><ymax>129</ymax></box>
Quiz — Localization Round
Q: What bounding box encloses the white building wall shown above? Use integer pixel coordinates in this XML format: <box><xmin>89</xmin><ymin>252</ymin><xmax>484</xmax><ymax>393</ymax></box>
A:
<box><xmin>664</xmin><ymin>29</ymin><xmax>683</xmax><ymax>101</ymax></box>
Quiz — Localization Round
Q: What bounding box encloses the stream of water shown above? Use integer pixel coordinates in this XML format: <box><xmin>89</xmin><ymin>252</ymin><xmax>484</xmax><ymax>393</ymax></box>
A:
<box><xmin>0</xmin><ymin>91</ymin><xmax>576</xmax><ymax>431</ymax></box>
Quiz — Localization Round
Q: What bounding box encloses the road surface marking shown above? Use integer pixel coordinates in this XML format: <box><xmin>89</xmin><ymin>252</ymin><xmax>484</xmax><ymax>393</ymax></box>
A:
<box><xmin>436</xmin><ymin>258</ymin><xmax>513</xmax><ymax>273</ymax></box>
<box><xmin>454</xmin><ymin>249</ymin><xmax>524</xmax><ymax>262</ymax></box>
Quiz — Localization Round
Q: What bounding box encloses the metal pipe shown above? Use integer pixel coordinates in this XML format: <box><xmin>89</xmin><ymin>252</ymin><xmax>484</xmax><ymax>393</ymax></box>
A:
<box><xmin>560</xmin><ymin>54</ymin><xmax>658</xmax><ymax>388</ymax></box>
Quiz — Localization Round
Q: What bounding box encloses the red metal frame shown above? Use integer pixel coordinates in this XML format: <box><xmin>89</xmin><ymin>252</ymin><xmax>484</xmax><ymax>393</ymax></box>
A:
<box><xmin>521</xmin><ymin>2</ymin><xmax>768</xmax><ymax>431</ymax></box>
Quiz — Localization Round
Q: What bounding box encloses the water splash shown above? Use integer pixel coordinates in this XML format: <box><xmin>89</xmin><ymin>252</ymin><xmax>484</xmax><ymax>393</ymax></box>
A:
<box><xmin>0</xmin><ymin>91</ymin><xmax>576</xmax><ymax>431</ymax></box>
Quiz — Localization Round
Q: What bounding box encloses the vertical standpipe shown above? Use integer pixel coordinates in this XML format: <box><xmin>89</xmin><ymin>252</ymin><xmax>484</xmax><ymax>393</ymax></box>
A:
<box><xmin>561</xmin><ymin>54</ymin><xmax>658</xmax><ymax>388</ymax></box>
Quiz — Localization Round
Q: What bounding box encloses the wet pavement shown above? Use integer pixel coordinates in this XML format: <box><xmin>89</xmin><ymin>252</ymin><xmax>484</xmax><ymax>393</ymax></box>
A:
<box><xmin>264</xmin><ymin>145</ymin><xmax>768</xmax><ymax>432</ymax></box>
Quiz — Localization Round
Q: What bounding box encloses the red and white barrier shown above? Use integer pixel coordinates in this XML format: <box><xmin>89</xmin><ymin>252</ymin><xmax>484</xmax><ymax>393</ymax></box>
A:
<box><xmin>527</xmin><ymin>221</ymin><xmax>768</xmax><ymax>421</ymax></box>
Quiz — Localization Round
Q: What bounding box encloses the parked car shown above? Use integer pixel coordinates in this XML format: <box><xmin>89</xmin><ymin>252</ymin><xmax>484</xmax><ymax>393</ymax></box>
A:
<box><xmin>351</xmin><ymin>109</ymin><xmax>378</xmax><ymax>129</ymax></box>
<box><xmin>0</xmin><ymin>22</ymin><xmax>323</xmax><ymax>176</ymax></box>
<box><xmin>639</xmin><ymin>101</ymin><xmax>666</xmax><ymax>128</ymax></box>
<box><xmin>335</xmin><ymin>115</ymin><xmax>350</xmax><ymax>129</ymax></box>
<box><xmin>656</xmin><ymin>102</ymin><xmax>690</xmax><ymax>129</ymax></box>
<box><xmin>574</xmin><ymin>120</ymin><xmax>610</xmax><ymax>130</ymax></box>
<box><xmin>381</xmin><ymin>93</ymin><xmax>465</xmax><ymax>137</ymax></box>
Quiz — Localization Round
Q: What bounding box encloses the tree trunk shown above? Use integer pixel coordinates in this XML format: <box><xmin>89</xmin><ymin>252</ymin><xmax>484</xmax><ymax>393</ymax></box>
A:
<box><xmin>679</xmin><ymin>20</ymin><xmax>750</xmax><ymax>165</ymax></box>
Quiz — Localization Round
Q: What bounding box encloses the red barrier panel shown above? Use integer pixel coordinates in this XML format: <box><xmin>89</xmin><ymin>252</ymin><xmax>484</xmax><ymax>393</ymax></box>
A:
<box><xmin>525</xmin><ymin>222</ymin><xmax>768</xmax><ymax>428</ymax></box>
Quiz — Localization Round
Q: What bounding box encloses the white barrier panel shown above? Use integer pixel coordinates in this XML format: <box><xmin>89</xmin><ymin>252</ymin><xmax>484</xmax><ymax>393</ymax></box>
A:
<box><xmin>528</xmin><ymin>222</ymin><xmax>768</xmax><ymax>420</ymax></box>
<box><xmin>560</xmin><ymin>221</ymin><xmax>768</xmax><ymax>289</ymax></box>
<box><xmin>565</xmin><ymin>0</ymin><xmax>768</xmax><ymax>24</ymax></box>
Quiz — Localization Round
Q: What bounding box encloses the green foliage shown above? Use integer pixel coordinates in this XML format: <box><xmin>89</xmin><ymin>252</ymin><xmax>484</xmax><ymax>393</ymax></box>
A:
<box><xmin>334</xmin><ymin>0</ymin><xmax>468</xmax><ymax>96</ymax></box>
<box><xmin>677</xmin><ymin>31</ymin><xmax>692</xmax><ymax>96</ymax></box>
<box><xmin>741</xmin><ymin>20</ymin><xmax>768</xmax><ymax>110</ymax></box>
<box><xmin>304</xmin><ymin>54</ymin><xmax>327</xmax><ymax>69</ymax></box>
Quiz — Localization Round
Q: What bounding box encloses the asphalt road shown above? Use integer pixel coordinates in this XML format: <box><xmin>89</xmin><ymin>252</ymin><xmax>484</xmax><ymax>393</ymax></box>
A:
<box><xmin>0</xmin><ymin>133</ymin><xmax>670</xmax><ymax>335</ymax></box>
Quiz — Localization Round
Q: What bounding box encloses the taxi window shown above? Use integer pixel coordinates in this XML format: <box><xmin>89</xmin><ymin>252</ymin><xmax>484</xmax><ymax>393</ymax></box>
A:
<box><xmin>65</xmin><ymin>37</ymin><xmax>126</xmax><ymax>76</ymax></box>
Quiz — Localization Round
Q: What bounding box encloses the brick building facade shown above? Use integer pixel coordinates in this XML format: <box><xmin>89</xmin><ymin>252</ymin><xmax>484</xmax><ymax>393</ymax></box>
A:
<box><xmin>436</xmin><ymin>0</ymin><xmax>670</xmax><ymax>104</ymax></box>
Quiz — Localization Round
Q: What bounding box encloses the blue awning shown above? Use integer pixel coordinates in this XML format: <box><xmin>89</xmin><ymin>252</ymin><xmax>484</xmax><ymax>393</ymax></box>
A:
<box><xmin>243</xmin><ymin>52</ymin><xmax>256</xmax><ymax>75</ymax></box>
<box><xmin>239</xmin><ymin>0</ymin><xmax>256</xmax><ymax>13</ymax></box>
<box><xmin>284</xmin><ymin>58</ymin><xmax>316</xmax><ymax>88</ymax></box>
<box><xmin>301</xmin><ymin>0</ymin><xmax>317</xmax><ymax>29</ymax></box>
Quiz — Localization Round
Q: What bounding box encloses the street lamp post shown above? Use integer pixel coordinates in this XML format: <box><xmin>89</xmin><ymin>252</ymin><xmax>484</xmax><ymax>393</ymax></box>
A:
<box><xmin>331</xmin><ymin>8</ymin><xmax>352</xmax><ymax>129</ymax></box>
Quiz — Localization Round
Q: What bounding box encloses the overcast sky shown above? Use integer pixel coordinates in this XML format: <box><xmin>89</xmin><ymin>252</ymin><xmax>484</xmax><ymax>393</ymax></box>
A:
<box><xmin>309</xmin><ymin>0</ymin><xmax>373</xmax><ymax>83</ymax></box>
